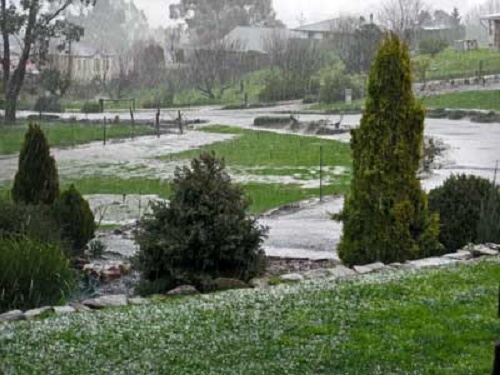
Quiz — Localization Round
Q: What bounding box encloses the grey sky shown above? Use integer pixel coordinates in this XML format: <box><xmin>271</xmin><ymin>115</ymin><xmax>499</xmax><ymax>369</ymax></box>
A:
<box><xmin>134</xmin><ymin>0</ymin><xmax>474</xmax><ymax>29</ymax></box>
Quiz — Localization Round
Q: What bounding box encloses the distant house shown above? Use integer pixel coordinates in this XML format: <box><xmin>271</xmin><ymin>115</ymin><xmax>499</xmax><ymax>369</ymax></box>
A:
<box><xmin>480</xmin><ymin>13</ymin><xmax>500</xmax><ymax>50</ymax></box>
<box><xmin>293</xmin><ymin>19</ymin><xmax>344</xmax><ymax>40</ymax></box>
<box><xmin>224</xmin><ymin>26</ymin><xmax>304</xmax><ymax>54</ymax></box>
<box><xmin>0</xmin><ymin>36</ymin><xmax>39</xmax><ymax>75</ymax></box>
<box><xmin>418</xmin><ymin>25</ymin><xmax>466</xmax><ymax>45</ymax></box>
<box><xmin>48</xmin><ymin>43</ymin><xmax>119</xmax><ymax>83</ymax></box>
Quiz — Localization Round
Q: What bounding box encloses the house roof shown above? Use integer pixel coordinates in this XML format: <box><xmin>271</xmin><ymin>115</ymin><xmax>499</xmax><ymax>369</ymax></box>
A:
<box><xmin>224</xmin><ymin>27</ymin><xmax>304</xmax><ymax>54</ymax></box>
<box><xmin>293</xmin><ymin>19</ymin><xmax>341</xmax><ymax>33</ymax></box>
<box><xmin>480</xmin><ymin>13</ymin><xmax>500</xmax><ymax>20</ymax></box>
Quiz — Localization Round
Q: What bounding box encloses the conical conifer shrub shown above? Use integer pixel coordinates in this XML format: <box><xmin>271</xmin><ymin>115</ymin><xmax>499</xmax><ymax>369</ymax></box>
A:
<box><xmin>12</xmin><ymin>124</ymin><xmax>60</xmax><ymax>205</ymax></box>
<box><xmin>337</xmin><ymin>34</ymin><xmax>442</xmax><ymax>266</ymax></box>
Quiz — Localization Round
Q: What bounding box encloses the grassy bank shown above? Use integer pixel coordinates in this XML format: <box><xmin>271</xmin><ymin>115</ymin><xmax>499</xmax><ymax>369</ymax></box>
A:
<box><xmin>423</xmin><ymin>89</ymin><xmax>500</xmax><ymax>111</ymax></box>
<box><xmin>415</xmin><ymin>47</ymin><xmax>500</xmax><ymax>81</ymax></box>
<box><xmin>1</xmin><ymin>260</ymin><xmax>499</xmax><ymax>374</ymax></box>
<box><xmin>0</xmin><ymin>123</ymin><xmax>155</xmax><ymax>155</ymax></box>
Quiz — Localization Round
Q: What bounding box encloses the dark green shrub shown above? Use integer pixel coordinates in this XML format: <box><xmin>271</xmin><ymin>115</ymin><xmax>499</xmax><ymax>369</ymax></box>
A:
<box><xmin>470</xmin><ymin>111</ymin><xmax>499</xmax><ymax>123</ymax></box>
<box><xmin>477</xmin><ymin>172</ymin><xmax>500</xmax><ymax>244</ymax></box>
<box><xmin>54</xmin><ymin>185</ymin><xmax>95</xmax><ymax>255</ymax></box>
<box><xmin>254</xmin><ymin>116</ymin><xmax>294</xmax><ymax>127</ymax></box>
<box><xmin>426</xmin><ymin>108</ymin><xmax>448</xmax><ymax>119</ymax></box>
<box><xmin>81</xmin><ymin>101</ymin><xmax>101</xmax><ymax>113</ymax></box>
<box><xmin>0</xmin><ymin>200</ymin><xmax>61</xmax><ymax>244</ymax></box>
<box><xmin>320</xmin><ymin>71</ymin><xmax>362</xmax><ymax>104</ymax></box>
<box><xmin>0</xmin><ymin>237</ymin><xmax>76</xmax><ymax>313</ymax></box>
<box><xmin>33</xmin><ymin>96</ymin><xmax>64</xmax><ymax>113</ymax></box>
<box><xmin>303</xmin><ymin>95</ymin><xmax>319</xmax><ymax>104</ymax></box>
<box><xmin>447</xmin><ymin>110</ymin><xmax>468</xmax><ymax>120</ymax></box>
<box><xmin>336</xmin><ymin>34</ymin><xmax>442</xmax><ymax>266</ymax></box>
<box><xmin>12</xmin><ymin>124</ymin><xmax>60</xmax><ymax>205</ymax></box>
<box><xmin>419</xmin><ymin>39</ymin><xmax>449</xmax><ymax>57</ymax></box>
<box><xmin>428</xmin><ymin>174</ymin><xmax>500</xmax><ymax>251</ymax></box>
<box><xmin>259</xmin><ymin>73</ymin><xmax>319</xmax><ymax>102</ymax></box>
<box><xmin>135</xmin><ymin>152</ymin><xmax>267</xmax><ymax>294</ymax></box>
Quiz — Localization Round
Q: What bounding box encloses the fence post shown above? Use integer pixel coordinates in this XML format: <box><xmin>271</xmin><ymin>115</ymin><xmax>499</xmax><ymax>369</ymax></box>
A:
<box><xmin>99</xmin><ymin>99</ymin><xmax>104</xmax><ymax>113</ymax></box>
<box><xmin>129</xmin><ymin>107</ymin><xmax>135</xmax><ymax>140</ymax></box>
<box><xmin>156</xmin><ymin>103</ymin><xmax>160</xmax><ymax>139</ymax></box>
<box><xmin>103</xmin><ymin>117</ymin><xmax>107</xmax><ymax>146</ymax></box>
<box><xmin>177</xmin><ymin>110</ymin><xmax>183</xmax><ymax>135</ymax></box>
<box><xmin>319</xmin><ymin>145</ymin><xmax>324</xmax><ymax>202</ymax></box>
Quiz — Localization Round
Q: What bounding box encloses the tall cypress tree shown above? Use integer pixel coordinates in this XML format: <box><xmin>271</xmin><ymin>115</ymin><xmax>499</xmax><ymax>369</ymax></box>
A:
<box><xmin>12</xmin><ymin>124</ymin><xmax>60</xmax><ymax>205</ymax></box>
<box><xmin>337</xmin><ymin>34</ymin><xmax>442</xmax><ymax>266</ymax></box>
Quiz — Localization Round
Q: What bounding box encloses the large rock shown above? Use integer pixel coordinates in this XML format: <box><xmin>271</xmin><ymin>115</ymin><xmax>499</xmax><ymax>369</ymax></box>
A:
<box><xmin>128</xmin><ymin>297</ymin><xmax>151</xmax><ymax>306</ymax></box>
<box><xmin>24</xmin><ymin>307</ymin><xmax>53</xmax><ymax>320</ymax></box>
<box><xmin>167</xmin><ymin>285</ymin><xmax>199</xmax><ymax>296</ymax></box>
<box><xmin>328</xmin><ymin>265</ymin><xmax>357</xmax><ymax>278</ymax></box>
<box><xmin>0</xmin><ymin>310</ymin><xmax>25</xmax><ymax>322</ymax></box>
<box><xmin>213</xmin><ymin>278</ymin><xmax>250</xmax><ymax>291</ymax></box>
<box><xmin>249</xmin><ymin>278</ymin><xmax>269</xmax><ymax>289</ymax></box>
<box><xmin>279</xmin><ymin>273</ymin><xmax>304</xmax><ymax>282</ymax></box>
<box><xmin>53</xmin><ymin>306</ymin><xmax>76</xmax><ymax>315</ymax></box>
<box><xmin>407</xmin><ymin>257</ymin><xmax>457</xmax><ymax>269</ymax></box>
<box><xmin>443</xmin><ymin>251</ymin><xmax>472</xmax><ymax>261</ymax></box>
<box><xmin>354</xmin><ymin>262</ymin><xmax>385</xmax><ymax>275</ymax></box>
<box><xmin>470</xmin><ymin>245</ymin><xmax>499</xmax><ymax>258</ymax></box>
<box><xmin>70</xmin><ymin>302</ymin><xmax>93</xmax><ymax>313</ymax></box>
<box><xmin>83</xmin><ymin>295</ymin><xmax>128</xmax><ymax>309</ymax></box>
<box><xmin>302</xmin><ymin>269</ymin><xmax>332</xmax><ymax>280</ymax></box>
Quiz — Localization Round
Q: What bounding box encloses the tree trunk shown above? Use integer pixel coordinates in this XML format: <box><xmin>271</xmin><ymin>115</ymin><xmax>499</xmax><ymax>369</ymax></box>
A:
<box><xmin>4</xmin><ymin>90</ymin><xmax>17</xmax><ymax>123</ymax></box>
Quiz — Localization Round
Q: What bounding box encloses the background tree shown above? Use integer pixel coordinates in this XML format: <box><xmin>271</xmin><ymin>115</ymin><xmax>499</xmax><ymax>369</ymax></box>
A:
<box><xmin>169</xmin><ymin>0</ymin><xmax>283</xmax><ymax>43</ymax></box>
<box><xmin>331</xmin><ymin>17</ymin><xmax>383</xmax><ymax>74</ymax></box>
<box><xmin>260</xmin><ymin>31</ymin><xmax>323</xmax><ymax>101</ymax></box>
<box><xmin>67</xmin><ymin>0</ymin><xmax>148</xmax><ymax>53</ymax></box>
<box><xmin>135</xmin><ymin>152</ymin><xmax>267</xmax><ymax>294</ymax></box>
<box><xmin>336</xmin><ymin>34</ymin><xmax>442</xmax><ymax>266</ymax></box>
<box><xmin>450</xmin><ymin>8</ymin><xmax>461</xmax><ymax>28</ymax></box>
<box><xmin>187</xmin><ymin>39</ymin><xmax>243</xmax><ymax>100</ymax></box>
<box><xmin>378</xmin><ymin>0</ymin><xmax>429</xmax><ymax>45</ymax></box>
<box><xmin>12</xmin><ymin>124</ymin><xmax>60</xmax><ymax>205</ymax></box>
<box><xmin>0</xmin><ymin>0</ymin><xmax>95</xmax><ymax>122</ymax></box>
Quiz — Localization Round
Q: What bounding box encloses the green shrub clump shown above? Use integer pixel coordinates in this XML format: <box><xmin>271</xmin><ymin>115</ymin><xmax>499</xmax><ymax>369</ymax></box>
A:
<box><xmin>0</xmin><ymin>200</ymin><xmax>61</xmax><ymax>244</ymax></box>
<box><xmin>135</xmin><ymin>152</ymin><xmax>267</xmax><ymax>294</ymax></box>
<box><xmin>419</xmin><ymin>39</ymin><xmax>449</xmax><ymax>57</ymax></box>
<box><xmin>34</xmin><ymin>96</ymin><xmax>64</xmax><ymax>113</ymax></box>
<box><xmin>12</xmin><ymin>124</ymin><xmax>60</xmax><ymax>205</ymax></box>
<box><xmin>320</xmin><ymin>71</ymin><xmax>362</xmax><ymax>104</ymax></box>
<box><xmin>336</xmin><ymin>34</ymin><xmax>442</xmax><ymax>266</ymax></box>
<box><xmin>81</xmin><ymin>101</ymin><xmax>101</xmax><ymax>113</ymax></box>
<box><xmin>0</xmin><ymin>237</ymin><xmax>76</xmax><ymax>313</ymax></box>
<box><xmin>54</xmin><ymin>185</ymin><xmax>96</xmax><ymax>254</ymax></box>
<box><xmin>429</xmin><ymin>174</ymin><xmax>500</xmax><ymax>251</ymax></box>
<box><xmin>259</xmin><ymin>73</ymin><xmax>319</xmax><ymax>102</ymax></box>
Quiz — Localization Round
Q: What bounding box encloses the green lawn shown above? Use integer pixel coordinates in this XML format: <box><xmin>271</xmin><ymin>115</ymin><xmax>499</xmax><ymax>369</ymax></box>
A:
<box><xmin>167</xmin><ymin>125</ymin><xmax>351</xmax><ymax>169</ymax></box>
<box><xmin>0</xmin><ymin>123</ymin><xmax>155</xmax><ymax>155</ymax></box>
<box><xmin>0</xmin><ymin>125</ymin><xmax>351</xmax><ymax>214</ymax></box>
<box><xmin>423</xmin><ymin>89</ymin><xmax>500</xmax><ymax>111</ymax></box>
<box><xmin>415</xmin><ymin>47</ymin><xmax>500</xmax><ymax>81</ymax></box>
<box><xmin>1</xmin><ymin>260</ymin><xmax>499</xmax><ymax>374</ymax></box>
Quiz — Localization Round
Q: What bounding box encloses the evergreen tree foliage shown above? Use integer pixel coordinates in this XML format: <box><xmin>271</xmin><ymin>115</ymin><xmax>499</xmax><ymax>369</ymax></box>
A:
<box><xmin>12</xmin><ymin>124</ymin><xmax>60</xmax><ymax>205</ymax></box>
<box><xmin>54</xmin><ymin>185</ymin><xmax>96</xmax><ymax>254</ymax></box>
<box><xmin>477</xmin><ymin>168</ymin><xmax>500</xmax><ymax>245</ymax></box>
<box><xmin>429</xmin><ymin>174</ymin><xmax>499</xmax><ymax>251</ymax></box>
<box><xmin>135</xmin><ymin>153</ymin><xmax>267</xmax><ymax>294</ymax></box>
<box><xmin>336</xmin><ymin>34</ymin><xmax>442</xmax><ymax>266</ymax></box>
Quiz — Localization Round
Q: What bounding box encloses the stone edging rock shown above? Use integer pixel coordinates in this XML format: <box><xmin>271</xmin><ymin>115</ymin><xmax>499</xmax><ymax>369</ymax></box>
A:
<box><xmin>1</xmin><ymin>243</ymin><xmax>498</xmax><ymax>324</ymax></box>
